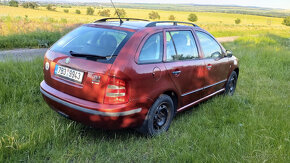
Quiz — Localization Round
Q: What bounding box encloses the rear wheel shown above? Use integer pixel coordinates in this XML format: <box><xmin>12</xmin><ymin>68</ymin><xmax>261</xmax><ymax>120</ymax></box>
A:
<box><xmin>225</xmin><ymin>71</ymin><xmax>238</xmax><ymax>96</ymax></box>
<box><xmin>137</xmin><ymin>94</ymin><xmax>174</xmax><ymax>136</ymax></box>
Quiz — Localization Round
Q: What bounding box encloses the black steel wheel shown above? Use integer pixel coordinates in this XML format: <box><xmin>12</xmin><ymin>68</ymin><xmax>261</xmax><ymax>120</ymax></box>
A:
<box><xmin>137</xmin><ymin>94</ymin><xmax>174</xmax><ymax>136</ymax></box>
<box><xmin>153</xmin><ymin>102</ymin><xmax>170</xmax><ymax>131</ymax></box>
<box><xmin>225</xmin><ymin>71</ymin><xmax>238</xmax><ymax>96</ymax></box>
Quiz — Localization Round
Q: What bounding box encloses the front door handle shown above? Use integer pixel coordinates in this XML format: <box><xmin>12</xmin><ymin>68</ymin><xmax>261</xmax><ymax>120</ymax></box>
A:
<box><xmin>172</xmin><ymin>70</ymin><xmax>181</xmax><ymax>75</ymax></box>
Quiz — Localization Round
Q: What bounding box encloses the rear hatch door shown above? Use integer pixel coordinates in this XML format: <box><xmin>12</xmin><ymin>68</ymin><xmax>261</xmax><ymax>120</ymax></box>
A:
<box><xmin>43</xmin><ymin>25</ymin><xmax>133</xmax><ymax>103</ymax></box>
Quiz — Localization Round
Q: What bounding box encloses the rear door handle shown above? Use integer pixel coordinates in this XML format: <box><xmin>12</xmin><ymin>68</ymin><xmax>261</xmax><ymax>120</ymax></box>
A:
<box><xmin>172</xmin><ymin>70</ymin><xmax>181</xmax><ymax>75</ymax></box>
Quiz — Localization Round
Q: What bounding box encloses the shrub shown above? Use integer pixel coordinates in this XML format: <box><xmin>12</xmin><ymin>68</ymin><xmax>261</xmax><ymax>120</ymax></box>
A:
<box><xmin>87</xmin><ymin>7</ymin><xmax>95</xmax><ymax>15</ymax></box>
<box><xmin>22</xmin><ymin>2</ymin><xmax>38</xmax><ymax>9</ymax></box>
<box><xmin>64</xmin><ymin>9</ymin><xmax>69</xmax><ymax>13</ymax></box>
<box><xmin>75</xmin><ymin>9</ymin><xmax>81</xmax><ymax>14</ymax></box>
<box><xmin>188</xmin><ymin>13</ymin><xmax>198</xmax><ymax>22</ymax></box>
<box><xmin>22</xmin><ymin>2</ymin><xmax>29</xmax><ymax>8</ymax></box>
<box><xmin>98</xmin><ymin>9</ymin><xmax>110</xmax><ymax>17</ymax></box>
<box><xmin>169</xmin><ymin>15</ymin><xmax>175</xmax><ymax>20</ymax></box>
<box><xmin>60</xmin><ymin>18</ymin><xmax>67</xmax><ymax>24</ymax></box>
<box><xmin>114</xmin><ymin>9</ymin><xmax>126</xmax><ymax>18</ymax></box>
<box><xmin>46</xmin><ymin>4</ymin><xmax>56</xmax><ymax>11</ymax></box>
<box><xmin>282</xmin><ymin>16</ymin><xmax>290</xmax><ymax>26</ymax></box>
<box><xmin>148</xmin><ymin>11</ymin><xmax>160</xmax><ymax>20</ymax></box>
<box><xmin>9</xmin><ymin>0</ymin><xmax>19</xmax><ymax>7</ymax></box>
<box><xmin>235</xmin><ymin>18</ymin><xmax>241</xmax><ymax>24</ymax></box>
<box><xmin>61</xmin><ymin>5</ymin><xmax>71</xmax><ymax>8</ymax></box>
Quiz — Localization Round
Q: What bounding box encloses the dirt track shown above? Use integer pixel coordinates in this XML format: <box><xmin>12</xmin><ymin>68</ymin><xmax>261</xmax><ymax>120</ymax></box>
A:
<box><xmin>0</xmin><ymin>36</ymin><xmax>239</xmax><ymax>62</ymax></box>
<box><xmin>216</xmin><ymin>36</ymin><xmax>239</xmax><ymax>43</ymax></box>
<box><xmin>0</xmin><ymin>48</ymin><xmax>47</xmax><ymax>61</ymax></box>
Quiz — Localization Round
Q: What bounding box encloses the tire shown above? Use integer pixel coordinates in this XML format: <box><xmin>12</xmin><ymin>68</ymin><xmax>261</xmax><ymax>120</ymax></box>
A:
<box><xmin>225</xmin><ymin>71</ymin><xmax>238</xmax><ymax>96</ymax></box>
<box><xmin>137</xmin><ymin>94</ymin><xmax>175</xmax><ymax>136</ymax></box>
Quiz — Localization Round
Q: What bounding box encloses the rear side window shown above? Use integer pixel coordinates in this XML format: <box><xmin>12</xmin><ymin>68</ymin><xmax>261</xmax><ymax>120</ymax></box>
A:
<box><xmin>166</xmin><ymin>31</ymin><xmax>199</xmax><ymax>61</ymax></box>
<box><xmin>196</xmin><ymin>31</ymin><xmax>222</xmax><ymax>58</ymax></box>
<box><xmin>50</xmin><ymin>25</ymin><xmax>132</xmax><ymax>58</ymax></box>
<box><xmin>138</xmin><ymin>32</ymin><xmax>163</xmax><ymax>64</ymax></box>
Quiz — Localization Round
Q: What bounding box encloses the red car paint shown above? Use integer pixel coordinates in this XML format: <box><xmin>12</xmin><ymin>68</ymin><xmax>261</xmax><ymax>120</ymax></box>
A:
<box><xmin>40</xmin><ymin>20</ymin><xmax>239</xmax><ymax>129</ymax></box>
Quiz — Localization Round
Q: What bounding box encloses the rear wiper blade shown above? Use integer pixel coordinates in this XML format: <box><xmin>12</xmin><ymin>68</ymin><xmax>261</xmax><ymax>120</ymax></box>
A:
<box><xmin>69</xmin><ymin>51</ymin><xmax>107</xmax><ymax>59</ymax></box>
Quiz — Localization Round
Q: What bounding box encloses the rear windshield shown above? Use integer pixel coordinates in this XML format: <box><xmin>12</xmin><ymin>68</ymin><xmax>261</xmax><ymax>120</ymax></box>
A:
<box><xmin>50</xmin><ymin>25</ymin><xmax>133</xmax><ymax>58</ymax></box>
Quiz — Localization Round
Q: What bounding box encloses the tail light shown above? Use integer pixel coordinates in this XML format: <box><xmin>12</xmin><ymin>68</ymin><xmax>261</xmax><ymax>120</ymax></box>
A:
<box><xmin>104</xmin><ymin>77</ymin><xmax>128</xmax><ymax>104</ymax></box>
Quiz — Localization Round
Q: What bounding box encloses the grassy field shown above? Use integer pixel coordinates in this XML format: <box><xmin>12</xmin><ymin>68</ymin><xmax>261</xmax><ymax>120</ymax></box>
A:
<box><xmin>0</xmin><ymin>32</ymin><xmax>289</xmax><ymax>161</ymax></box>
<box><xmin>112</xmin><ymin>3</ymin><xmax>290</xmax><ymax>18</ymax></box>
<box><xmin>0</xmin><ymin>3</ymin><xmax>290</xmax><ymax>162</ymax></box>
<box><xmin>0</xmin><ymin>5</ymin><xmax>289</xmax><ymax>49</ymax></box>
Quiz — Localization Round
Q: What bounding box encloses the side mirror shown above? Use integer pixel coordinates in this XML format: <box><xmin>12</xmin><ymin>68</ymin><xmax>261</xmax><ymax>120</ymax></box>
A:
<box><xmin>211</xmin><ymin>51</ymin><xmax>222</xmax><ymax>58</ymax></box>
<box><xmin>226</xmin><ymin>50</ymin><xmax>233</xmax><ymax>57</ymax></box>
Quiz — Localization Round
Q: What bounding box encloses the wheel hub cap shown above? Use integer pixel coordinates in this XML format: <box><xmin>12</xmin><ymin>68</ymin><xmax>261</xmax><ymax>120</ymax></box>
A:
<box><xmin>153</xmin><ymin>104</ymin><xmax>168</xmax><ymax>130</ymax></box>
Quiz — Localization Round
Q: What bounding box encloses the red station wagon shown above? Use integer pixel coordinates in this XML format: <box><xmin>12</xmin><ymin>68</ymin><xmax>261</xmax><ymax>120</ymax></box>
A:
<box><xmin>40</xmin><ymin>18</ymin><xmax>239</xmax><ymax>136</ymax></box>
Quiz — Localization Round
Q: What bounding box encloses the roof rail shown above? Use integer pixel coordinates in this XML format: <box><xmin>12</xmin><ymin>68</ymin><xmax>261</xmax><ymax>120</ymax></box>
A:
<box><xmin>145</xmin><ymin>21</ymin><xmax>198</xmax><ymax>27</ymax></box>
<box><xmin>95</xmin><ymin>18</ymin><xmax>149</xmax><ymax>23</ymax></box>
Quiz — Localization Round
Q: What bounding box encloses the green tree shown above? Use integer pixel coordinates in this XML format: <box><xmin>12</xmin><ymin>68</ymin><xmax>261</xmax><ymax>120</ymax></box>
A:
<box><xmin>9</xmin><ymin>0</ymin><xmax>18</xmax><ymax>7</ymax></box>
<box><xmin>235</xmin><ymin>18</ymin><xmax>241</xmax><ymax>24</ymax></box>
<box><xmin>114</xmin><ymin>9</ymin><xmax>126</xmax><ymax>18</ymax></box>
<box><xmin>63</xmin><ymin>9</ymin><xmax>69</xmax><ymax>13</ymax></box>
<box><xmin>169</xmin><ymin>15</ymin><xmax>175</xmax><ymax>20</ymax></box>
<box><xmin>46</xmin><ymin>4</ymin><xmax>56</xmax><ymax>11</ymax></box>
<box><xmin>282</xmin><ymin>16</ymin><xmax>290</xmax><ymax>26</ymax></box>
<box><xmin>75</xmin><ymin>9</ymin><xmax>81</xmax><ymax>14</ymax></box>
<box><xmin>148</xmin><ymin>11</ymin><xmax>160</xmax><ymax>20</ymax></box>
<box><xmin>22</xmin><ymin>2</ymin><xmax>38</xmax><ymax>9</ymax></box>
<box><xmin>98</xmin><ymin>9</ymin><xmax>110</xmax><ymax>17</ymax></box>
<box><xmin>87</xmin><ymin>7</ymin><xmax>94</xmax><ymax>15</ymax></box>
<box><xmin>188</xmin><ymin>13</ymin><xmax>198</xmax><ymax>22</ymax></box>
<box><xmin>22</xmin><ymin>2</ymin><xmax>29</xmax><ymax>8</ymax></box>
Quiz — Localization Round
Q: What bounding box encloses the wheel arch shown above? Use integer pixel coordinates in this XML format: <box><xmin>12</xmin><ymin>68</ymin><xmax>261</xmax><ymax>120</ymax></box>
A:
<box><xmin>162</xmin><ymin>90</ymin><xmax>179</xmax><ymax>114</ymax></box>
<box><xmin>234</xmin><ymin>68</ymin><xmax>239</xmax><ymax>78</ymax></box>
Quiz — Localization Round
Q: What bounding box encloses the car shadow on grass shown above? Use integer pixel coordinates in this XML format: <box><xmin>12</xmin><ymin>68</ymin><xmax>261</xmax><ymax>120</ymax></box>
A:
<box><xmin>66</xmin><ymin>96</ymin><xmax>222</xmax><ymax>140</ymax></box>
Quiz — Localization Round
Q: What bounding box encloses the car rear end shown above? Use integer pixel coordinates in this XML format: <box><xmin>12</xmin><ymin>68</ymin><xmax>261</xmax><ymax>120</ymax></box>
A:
<box><xmin>40</xmin><ymin>24</ymin><xmax>146</xmax><ymax>129</ymax></box>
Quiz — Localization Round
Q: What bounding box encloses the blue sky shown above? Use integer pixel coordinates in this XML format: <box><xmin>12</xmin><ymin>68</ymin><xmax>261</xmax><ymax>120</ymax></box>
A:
<box><xmin>27</xmin><ymin>0</ymin><xmax>290</xmax><ymax>9</ymax></box>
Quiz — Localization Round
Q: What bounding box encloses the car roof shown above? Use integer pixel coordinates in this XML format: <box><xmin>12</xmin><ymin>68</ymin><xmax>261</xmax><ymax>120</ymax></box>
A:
<box><xmin>92</xmin><ymin>21</ymin><xmax>151</xmax><ymax>30</ymax></box>
<box><xmin>88</xmin><ymin>18</ymin><xmax>200</xmax><ymax>31</ymax></box>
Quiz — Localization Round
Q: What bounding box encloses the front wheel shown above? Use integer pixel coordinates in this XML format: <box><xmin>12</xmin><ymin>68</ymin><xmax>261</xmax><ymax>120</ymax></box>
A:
<box><xmin>225</xmin><ymin>71</ymin><xmax>238</xmax><ymax>96</ymax></box>
<box><xmin>137</xmin><ymin>94</ymin><xmax>174</xmax><ymax>136</ymax></box>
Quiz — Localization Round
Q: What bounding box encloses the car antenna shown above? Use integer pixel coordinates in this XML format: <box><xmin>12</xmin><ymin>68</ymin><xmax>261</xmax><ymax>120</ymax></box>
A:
<box><xmin>110</xmin><ymin>0</ymin><xmax>123</xmax><ymax>25</ymax></box>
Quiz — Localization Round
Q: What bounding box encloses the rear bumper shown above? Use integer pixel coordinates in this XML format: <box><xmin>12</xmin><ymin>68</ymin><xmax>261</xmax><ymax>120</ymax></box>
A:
<box><xmin>40</xmin><ymin>81</ymin><xmax>147</xmax><ymax>129</ymax></box>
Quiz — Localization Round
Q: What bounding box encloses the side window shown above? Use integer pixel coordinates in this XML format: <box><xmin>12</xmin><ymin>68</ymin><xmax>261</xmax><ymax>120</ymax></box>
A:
<box><xmin>196</xmin><ymin>31</ymin><xmax>222</xmax><ymax>59</ymax></box>
<box><xmin>166</xmin><ymin>31</ymin><xmax>199</xmax><ymax>61</ymax></box>
<box><xmin>138</xmin><ymin>32</ymin><xmax>163</xmax><ymax>63</ymax></box>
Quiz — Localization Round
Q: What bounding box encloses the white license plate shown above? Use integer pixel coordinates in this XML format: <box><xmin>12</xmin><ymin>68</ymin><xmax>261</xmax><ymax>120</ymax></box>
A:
<box><xmin>54</xmin><ymin>65</ymin><xmax>84</xmax><ymax>83</ymax></box>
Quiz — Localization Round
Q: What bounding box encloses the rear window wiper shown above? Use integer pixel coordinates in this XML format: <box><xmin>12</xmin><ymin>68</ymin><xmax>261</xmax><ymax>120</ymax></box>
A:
<box><xmin>69</xmin><ymin>51</ymin><xmax>108</xmax><ymax>59</ymax></box>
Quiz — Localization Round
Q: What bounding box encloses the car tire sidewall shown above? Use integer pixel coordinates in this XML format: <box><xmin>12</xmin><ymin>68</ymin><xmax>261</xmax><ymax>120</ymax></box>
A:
<box><xmin>225</xmin><ymin>71</ymin><xmax>238</xmax><ymax>96</ymax></box>
<box><xmin>137</xmin><ymin>94</ymin><xmax>174</xmax><ymax>136</ymax></box>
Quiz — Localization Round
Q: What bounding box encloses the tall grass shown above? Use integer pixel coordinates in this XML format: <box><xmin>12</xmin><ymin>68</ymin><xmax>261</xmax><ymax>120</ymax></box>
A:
<box><xmin>0</xmin><ymin>33</ymin><xmax>289</xmax><ymax>162</ymax></box>
<box><xmin>0</xmin><ymin>30</ymin><xmax>64</xmax><ymax>49</ymax></box>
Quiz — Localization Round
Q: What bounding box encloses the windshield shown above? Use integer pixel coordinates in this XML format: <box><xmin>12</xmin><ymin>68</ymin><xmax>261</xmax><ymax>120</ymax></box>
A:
<box><xmin>50</xmin><ymin>25</ymin><xmax>133</xmax><ymax>57</ymax></box>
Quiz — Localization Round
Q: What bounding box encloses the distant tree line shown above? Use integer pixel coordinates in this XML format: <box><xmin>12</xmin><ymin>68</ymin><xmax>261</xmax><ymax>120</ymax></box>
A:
<box><xmin>22</xmin><ymin>2</ymin><xmax>38</xmax><ymax>9</ymax></box>
<box><xmin>4</xmin><ymin>0</ymin><xmax>38</xmax><ymax>9</ymax></box>
<box><xmin>8</xmin><ymin>0</ymin><xmax>18</xmax><ymax>7</ymax></box>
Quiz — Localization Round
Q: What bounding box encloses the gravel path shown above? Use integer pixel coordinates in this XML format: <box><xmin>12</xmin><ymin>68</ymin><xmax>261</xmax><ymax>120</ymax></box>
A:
<box><xmin>0</xmin><ymin>48</ymin><xmax>47</xmax><ymax>62</ymax></box>
<box><xmin>0</xmin><ymin>36</ymin><xmax>239</xmax><ymax>62</ymax></box>
<box><xmin>216</xmin><ymin>36</ymin><xmax>240</xmax><ymax>43</ymax></box>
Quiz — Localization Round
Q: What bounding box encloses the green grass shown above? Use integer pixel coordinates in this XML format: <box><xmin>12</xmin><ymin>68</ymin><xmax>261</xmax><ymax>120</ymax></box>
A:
<box><xmin>0</xmin><ymin>30</ymin><xmax>66</xmax><ymax>50</ymax></box>
<box><xmin>0</xmin><ymin>34</ymin><xmax>289</xmax><ymax>162</ymax></box>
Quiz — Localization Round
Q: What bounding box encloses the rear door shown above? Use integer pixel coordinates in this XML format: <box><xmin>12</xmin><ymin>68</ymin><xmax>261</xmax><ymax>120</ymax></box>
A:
<box><xmin>163</xmin><ymin>30</ymin><xmax>206</xmax><ymax>107</ymax></box>
<box><xmin>194</xmin><ymin>30</ymin><xmax>230</xmax><ymax>95</ymax></box>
